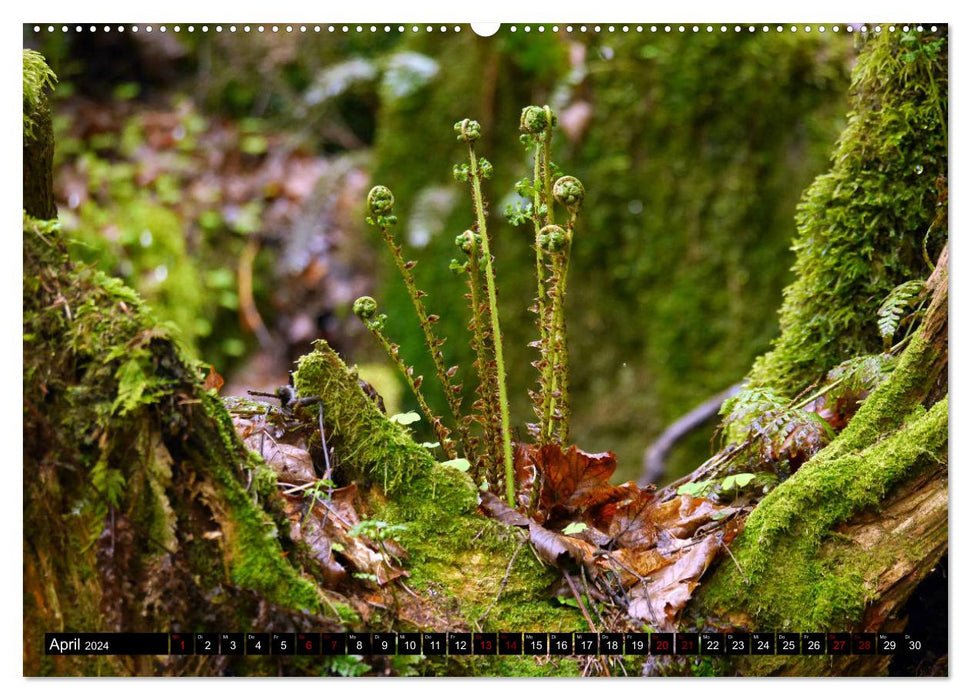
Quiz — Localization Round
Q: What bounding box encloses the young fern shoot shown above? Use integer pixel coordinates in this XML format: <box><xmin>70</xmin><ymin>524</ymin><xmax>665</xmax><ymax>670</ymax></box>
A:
<box><xmin>549</xmin><ymin>174</ymin><xmax>585</xmax><ymax>441</ymax></box>
<box><xmin>516</xmin><ymin>106</ymin><xmax>585</xmax><ymax>445</ymax></box>
<box><xmin>454</xmin><ymin>118</ymin><xmax>516</xmax><ymax>506</ymax></box>
<box><xmin>354</xmin><ymin>108</ymin><xmax>585</xmax><ymax>508</ymax></box>
<box><xmin>365</xmin><ymin>187</ymin><xmax>472</xmax><ymax>458</ymax></box>
<box><xmin>451</xmin><ymin>229</ymin><xmax>503</xmax><ymax>484</ymax></box>
<box><xmin>352</xmin><ymin>295</ymin><xmax>458</xmax><ymax>460</ymax></box>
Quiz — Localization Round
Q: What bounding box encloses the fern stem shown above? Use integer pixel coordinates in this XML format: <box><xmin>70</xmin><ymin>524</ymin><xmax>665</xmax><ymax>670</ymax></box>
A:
<box><xmin>550</xmin><ymin>216</ymin><xmax>575</xmax><ymax>443</ymax></box>
<box><xmin>531</xmin><ymin>141</ymin><xmax>556</xmax><ymax>443</ymax></box>
<box><xmin>465</xmin><ymin>248</ymin><xmax>501</xmax><ymax>480</ymax></box>
<box><xmin>467</xmin><ymin>141</ymin><xmax>516</xmax><ymax>506</ymax></box>
<box><xmin>368</xmin><ymin>324</ymin><xmax>457</xmax><ymax>459</ymax></box>
<box><xmin>377</xmin><ymin>225</ymin><xmax>472</xmax><ymax>458</ymax></box>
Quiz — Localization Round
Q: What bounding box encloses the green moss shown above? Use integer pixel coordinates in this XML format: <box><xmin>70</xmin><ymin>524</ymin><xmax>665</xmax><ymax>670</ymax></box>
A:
<box><xmin>699</xmin><ymin>387</ymin><xmax>947</xmax><ymax>635</ymax></box>
<box><xmin>748</xmin><ymin>29</ymin><xmax>948</xmax><ymax>395</ymax></box>
<box><xmin>193</xmin><ymin>391</ymin><xmax>349</xmax><ymax>618</ymax></box>
<box><xmin>24</xmin><ymin>215</ymin><xmax>358</xmax><ymax>675</ymax></box>
<box><xmin>294</xmin><ymin>340</ymin><xmax>584</xmax><ymax>634</ymax></box>
<box><xmin>69</xmin><ymin>197</ymin><xmax>208</xmax><ymax>357</ymax></box>
<box><xmin>692</xmin><ymin>38</ymin><xmax>949</xmax><ymax>666</ymax></box>
<box><xmin>475</xmin><ymin>655</ymin><xmax>582</xmax><ymax>677</ymax></box>
<box><xmin>295</xmin><ymin>339</ymin><xmax>478</xmax><ymax>501</ymax></box>
<box><xmin>23</xmin><ymin>49</ymin><xmax>56</xmax><ymax>137</ymax></box>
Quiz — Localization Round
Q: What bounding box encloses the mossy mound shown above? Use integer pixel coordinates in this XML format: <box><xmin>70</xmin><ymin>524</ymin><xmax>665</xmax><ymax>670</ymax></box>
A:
<box><xmin>748</xmin><ymin>29</ymin><xmax>948</xmax><ymax>395</ymax></box>
<box><xmin>294</xmin><ymin>342</ymin><xmax>586</xmax><ymax>641</ymax></box>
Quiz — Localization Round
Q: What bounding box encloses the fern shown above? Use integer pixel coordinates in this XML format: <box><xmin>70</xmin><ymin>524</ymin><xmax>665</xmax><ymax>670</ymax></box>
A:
<box><xmin>718</xmin><ymin>387</ymin><xmax>790</xmax><ymax>445</ymax></box>
<box><xmin>877</xmin><ymin>280</ymin><xmax>925</xmax><ymax>349</ymax></box>
<box><xmin>718</xmin><ymin>387</ymin><xmax>833</xmax><ymax>473</ymax></box>
<box><xmin>824</xmin><ymin>353</ymin><xmax>896</xmax><ymax>396</ymax></box>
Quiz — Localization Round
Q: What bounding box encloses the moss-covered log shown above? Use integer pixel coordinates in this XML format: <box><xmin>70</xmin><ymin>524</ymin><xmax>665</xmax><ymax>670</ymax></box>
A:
<box><xmin>23</xmin><ymin>50</ymin><xmax>56</xmax><ymax>219</ymax></box>
<box><xmin>293</xmin><ymin>343</ymin><xmax>584</xmax><ymax>638</ymax></box>
<box><xmin>748</xmin><ymin>29</ymin><xmax>947</xmax><ymax>394</ymax></box>
<box><xmin>693</xmin><ymin>249</ymin><xmax>947</xmax><ymax>675</ymax></box>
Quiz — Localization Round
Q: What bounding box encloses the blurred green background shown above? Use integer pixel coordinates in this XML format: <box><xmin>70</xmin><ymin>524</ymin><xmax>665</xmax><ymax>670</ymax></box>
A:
<box><xmin>26</xmin><ymin>24</ymin><xmax>856</xmax><ymax>482</ymax></box>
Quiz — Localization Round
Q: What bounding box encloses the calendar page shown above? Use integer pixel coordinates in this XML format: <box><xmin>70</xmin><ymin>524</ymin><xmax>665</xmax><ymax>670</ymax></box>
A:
<box><xmin>22</xmin><ymin>18</ymin><xmax>949</xmax><ymax>679</ymax></box>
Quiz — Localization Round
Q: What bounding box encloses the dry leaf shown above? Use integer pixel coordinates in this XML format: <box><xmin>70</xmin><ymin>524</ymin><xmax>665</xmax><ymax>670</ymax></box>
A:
<box><xmin>244</xmin><ymin>436</ymin><xmax>316</xmax><ymax>485</ymax></box>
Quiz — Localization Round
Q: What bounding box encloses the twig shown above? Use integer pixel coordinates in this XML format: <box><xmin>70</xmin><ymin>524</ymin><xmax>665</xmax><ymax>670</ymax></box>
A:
<box><xmin>720</xmin><ymin>541</ymin><xmax>751</xmax><ymax>585</ymax></box>
<box><xmin>237</xmin><ymin>236</ymin><xmax>274</xmax><ymax>351</ymax></box>
<box><xmin>477</xmin><ymin>537</ymin><xmax>526</xmax><ymax>625</ymax></box>
<box><xmin>561</xmin><ymin>570</ymin><xmax>611</xmax><ymax>677</ymax></box>
<box><xmin>562</xmin><ymin>569</ymin><xmax>597</xmax><ymax>633</ymax></box>
<box><xmin>640</xmin><ymin>384</ymin><xmax>740</xmax><ymax>486</ymax></box>
<box><xmin>317</xmin><ymin>403</ymin><xmax>334</xmax><ymax>501</ymax></box>
<box><xmin>579</xmin><ymin>566</ymin><xmax>606</xmax><ymax>630</ymax></box>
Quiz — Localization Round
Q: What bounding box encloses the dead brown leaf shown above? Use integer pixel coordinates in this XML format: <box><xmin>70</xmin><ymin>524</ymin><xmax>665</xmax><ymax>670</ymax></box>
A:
<box><xmin>627</xmin><ymin>531</ymin><xmax>726</xmax><ymax>631</ymax></box>
<box><xmin>483</xmin><ymin>444</ymin><xmax>744</xmax><ymax>633</ymax></box>
<box><xmin>243</xmin><ymin>435</ymin><xmax>316</xmax><ymax>485</ymax></box>
<box><xmin>203</xmin><ymin>365</ymin><xmax>225</xmax><ymax>393</ymax></box>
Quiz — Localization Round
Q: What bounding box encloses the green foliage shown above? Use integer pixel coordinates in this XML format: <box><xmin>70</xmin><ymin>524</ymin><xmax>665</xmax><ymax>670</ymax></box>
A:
<box><xmin>111</xmin><ymin>352</ymin><xmax>166</xmax><ymax>415</ymax></box>
<box><xmin>441</xmin><ymin>458</ymin><xmax>471</xmax><ymax>472</ymax></box>
<box><xmin>324</xmin><ymin>655</ymin><xmax>371</xmax><ymax>677</ymax></box>
<box><xmin>52</xmin><ymin>100</ymin><xmax>270</xmax><ymax>368</ymax></box>
<box><xmin>717</xmin><ymin>387</ymin><xmax>834</xmax><ymax>480</ymax></box>
<box><xmin>90</xmin><ymin>455</ymin><xmax>126</xmax><ymax>508</ymax></box>
<box><xmin>719</xmin><ymin>387</ymin><xmax>791</xmax><ymax>446</ymax></box>
<box><xmin>877</xmin><ymin>280</ymin><xmax>925</xmax><ymax>349</ymax></box>
<box><xmin>676</xmin><ymin>474</ymin><xmax>761</xmax><ymax>502</ymax></box>
<box><xmin>389</xmin><ymin>411</ymin><xmax>422</xmax><ymax>426</ymax></box>
<box><xmin>748</xmin><ymin>29</ymin><xmax>947</xmax><ymax>394</ymax></box>
<box><xmin>823</xmin><ymin>353</ymin><xmax>896</xmax><ymax>398</ymax></box>
<box><xmin>721</xmin><ymin>472</ymin><xmax>756</xmax><ymax>492</ymax></box>
<box><xmin>23</xmin><ymin>49</ymin><xmax>56</xmax><ymax>137</ymax></box>
<box><xmin>388</xmin><ymin>654</ymin><xmax>423</xmax><ymax>677</ymax></box>
<box><xmin>347</xmin><ymin>519</ymin><xmax>407</xmax><ymax>542</ymax></box>
<box><xmin>561</xmin><ymin>522</ymin><xmax>587</xmax><ymax>535</ymax></box>
<box><xmin>678</xmin><ymin>479</ymin><xmax>715</xmax><ymax>499</ymax></box>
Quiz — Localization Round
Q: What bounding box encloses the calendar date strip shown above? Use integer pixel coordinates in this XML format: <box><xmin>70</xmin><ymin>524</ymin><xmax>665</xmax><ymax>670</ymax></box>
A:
<box><xmin>45</xmin><ymin>632</ymin><xmax>925</xmax><ymax>657</ymax></box>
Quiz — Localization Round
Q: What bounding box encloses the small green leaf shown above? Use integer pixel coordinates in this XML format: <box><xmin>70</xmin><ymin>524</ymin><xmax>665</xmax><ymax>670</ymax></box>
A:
<box><xmin>677</xmin><ymin>480</ymin><xmax>714</xmax><ymax>498</ymax></box>
<box><xmin>389</xmin><ymin>411</ymin><xmax>422</xmax><ymax>426</ymax></box>
<box><xmin>440</xmin><ymin>458</ymin><xmax>471</xmax><ymax>472</ymax></box>
<box><xmin>562</xmin><ymin>522</ymin><xmax>588</xmax><ymax>536</ymax></box>
<box><xmin>721</xmin><ymin>473</ymin><xmax>757</xmax><ymax>491</ymax></box>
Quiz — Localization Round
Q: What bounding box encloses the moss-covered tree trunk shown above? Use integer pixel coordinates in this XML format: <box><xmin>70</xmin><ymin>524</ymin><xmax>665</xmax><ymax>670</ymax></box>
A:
<box><xmin>693</xmin><ymin>247</ymin><xmax>947</xmax><ymax>676</ymax></box>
